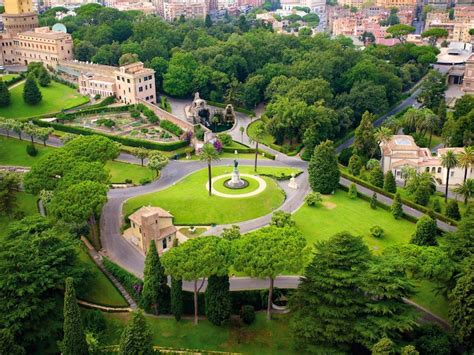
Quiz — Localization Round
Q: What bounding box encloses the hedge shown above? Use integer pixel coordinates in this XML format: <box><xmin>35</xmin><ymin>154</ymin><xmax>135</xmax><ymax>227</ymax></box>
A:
<box><xmin>102</xmin><ymin>257</ymin><xmax>143</xmax><ymax>304</ymax></box>
<box><xmin>207</xmin><ymin>100</ymin><xmax>255</xmax><ymax>117</ymax></box>
<box><xmin>340</xmin><ymin>169</ymin><xmax>458</xmax><ymax>227</ymax></box>
<box><xmin>160</xmin><ymin>119</ymin><xmax>183</xmax><ymax>136</ymax></box>
<box><xmin>4</xmin><ymin>75</ymin><xmax>24</xmax><ymax>87</ymax></box>
<box><xmin>222</xmin><ymin>146</ymin><xmax>275</xmax><ymax>160</ymax></box>
<box><xmin>58</xmin><ymin>105</ymin><xmax>133</xmax><ymax>121</ymax></box>
<box><xmin>33</xmin><ymin>119</ymin><xmax>189</xmax><ymax>151</ymax></box>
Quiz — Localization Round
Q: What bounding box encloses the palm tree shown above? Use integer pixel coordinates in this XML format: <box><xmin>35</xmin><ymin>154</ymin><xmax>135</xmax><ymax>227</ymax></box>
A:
<box><xmin>249</xmin><ymin>122</ymin><xmax>266</xmax><ymax>172</ymax></box>
<box><xmin>453</xmin><ymin>179</ymin><xmax>474</xmax><ymax>205</ymax></box>
<box><xmin>441</xmin><ymin>150</ymin><xmax>459</xmax><ymax>202</ymax></box>
<box><xmin>374</xmin><ymin>127</ymin><xmax>393</xmax><ymax>145</ymax></box>
<box><xmin>457</xmin><ymin>146</ymin><xmax>474</xmax><ymax>182</ymax></box>
<box><xmin>200</xmin><ymin>143</ymin><xmax>220</xmax><ymax>196</ymax></box>
<box><xmin>420</xmin><ymin>110</ymin><xmax>441</xmax><ymax>147</ymax></box>
<box><xmin>402</xmin><ymin>108</ymin><xmax>423</xmax><ymax>133</ymax></box>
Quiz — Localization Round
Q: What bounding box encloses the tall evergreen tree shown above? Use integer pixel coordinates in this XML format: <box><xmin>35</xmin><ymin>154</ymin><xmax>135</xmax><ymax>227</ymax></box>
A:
<box><xmin>170</xmin><ymin>277</ymin><xmax>183</xmax><ymax>321</ymax></box>
<box><xmin>371</xmin><ymin>192</ymin><xmax>378</xmax><ymax>209</ymax></box>
<box><xmin>348</xmin><ymin>154</ymin><xmax>363</xmax><ymax>176</ymax></box>
<box><xmin>140</xmin><ymin>240</ymin><xmax>168</xmax><ymax>315</ymax></box>
<box><xmin>23</xmin><ymin>74</ymin><xmax>42</xmax><ymax>105</ymax></box>
<box><xmin>119</xmin><ymin>310</ymin><xmax>153</xmax><ymax>355</ymax></box>
<box><xmin>205</xmin><ymin>275</ymin><xmax>232</xmax><ymax>326</ymax></box>
<box><xmin>0</xmin><ymin>79</ymin><xmax>11</xmax><ymax>107</ymax></box>
<box><xmin>308</xmin><ymin>140</ymin><xmax>340</xmax><ymax>194</ymax></box>
<box><xmin>383</xmin><ymin>171</ymin><xmax>397</xmax><ymax>193</ymax></box>
<box><xmin>38</xmin><ymin>68</ymin><xmax>51</xmax><ymax>87</ymax></box>
<box><xmin>369</xmin><ymin>165</ymin><xmax>384</xmax><ymax>188</ymax></box>
<box><xmin>0</xmin><ymin>328</ymin><xmax>25</xmax><ymax>355</ymax></box>
<box><xmin>411</xmin><ymin>215</ymin><xmax>438</xmax><ymax>246</ymax></box>
<box><xmin>353</xmin><ymin>111</ymin><xmax>377</xmax><ymax>159</ymax></box>
<box><xmin>391</xmin><ymin>193</ymin><xmax>403</xmax><ymax>219</ymax></box>
<box><xmin>290</xmin><ymin>232</ymin><xmax>372</xmax><ymax>352</ymax></box>
<box><xmin>61</xmin><ymin>277</ymin><xmax>88</xmax><ymax>355</ymax></box>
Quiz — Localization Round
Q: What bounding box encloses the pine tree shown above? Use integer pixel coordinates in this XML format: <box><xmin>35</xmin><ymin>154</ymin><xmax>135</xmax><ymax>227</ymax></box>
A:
<box><xmin>140</xmin><ymin>240</ymin><xmax>168</xmax><ymax>315</ymax></box>
<box><xmin>353</xmin><ymin>111</ymin><xmax>377</xmax><ymax>159</ymax></box>
<box><xmin>371</xmin><ymin>192</ymin><xmax>378</xmax><ymax>209</ymax></box>
<box><xmin>170</xmin><ymin>277</ymin><xmax>183</xmax><ymax>321</ymax></box>
<box><xmin>309</xmin><ymin>140</ymin><xmax>340</xmax><ymax>194</ymax></box>
<box><xmin>0</xmin><ymin>79</ymin><xmax>11</xmax><ymax>107</ymax></box>
<box><xmin>61</xmin><ymin>277</ymin><xmax>88</xmax><ymax>355</ymax></box>
<box><xmin>348</xmin><ymin>154</ymin><xmax>363</xmax><ymax>176</ymax></box>
<box><xmin>0</xmin><ymin>328</ymin><xmax>25</xmax><ymax>355</ymax></box>
<box><xmin>383</xmin><ymin>171</ymin><xmax>397</xmax><ymax>193</ymax></box>
<box><xmin>205</xmin><ymin>275</ymin><xmax>232</xmax><ymax>326</ymax></box>
<box><xmin>391</xmin><ymin>193</ymin><xmax>403</xmax><ymax>219</ymax></box>
<box><xmin>119</xmin><ymin>310</ymin><xmax>153</xmax><ymax>355</ymax></box>
<box><xmin>290</xmin><ymin>232</ymin><xmax>372</xmax><ymax>352</ymax></box>
<box><xmin>411</xmin><ymin>215</ymin><xmax>438</xmax><ymax>246</ymax></box>
<box><xmin>23</xmin><ymin>74</ymin><xmax>42</xmax><ymax>105</ymax></box>
<box><xmin>348</xmin><ymin>183</ymin><xmax>358</xmax><ymax>199</ymax></box>
<box><xmin>369</xmin><ymin>165</ymin><xmax>384</xmax><ymax>188</ymax></box>
<box><xmin>38</xmin><ymin>68</ymin><xmax>51</xmax><ymax>87</ymax></box>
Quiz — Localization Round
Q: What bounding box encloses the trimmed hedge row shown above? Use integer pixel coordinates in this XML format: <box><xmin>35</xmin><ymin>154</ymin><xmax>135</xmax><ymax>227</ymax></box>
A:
<box><xmin>102</xmin><ymin>257</ymin><xmax>143</xmax><ymax>303</ymax></box>
<box><xmin>33</xmin><ymin>119</ymin><xmax>189</xmax><ymax>151</ymax></box>
<box><xmin>340</xmin><ymin>169</ymin><xmax>458</xmax><ymax>227</ymax></box>
<box><xmin>207</xmin><ymin>100</ymin><xmax>255</xmax><ymax>117</ymax></box>
<box><xmin>58</xmin><ymin>105</ymin><xmax>133</xmax><ymax>121</ymax></box>
<box><xmin>4</xmin><ymin>75</ymin><xmax>24</xmax><ymax>87</ymax></box>
<box><xmin>222</xmin><ymin>146</ymin><xmax>275</xmax><ymax>160</ymax></box>
<box><xmin>160</xmin><ymin>119</ymin><xmax>183</xmax><ymax>136</ymax></box>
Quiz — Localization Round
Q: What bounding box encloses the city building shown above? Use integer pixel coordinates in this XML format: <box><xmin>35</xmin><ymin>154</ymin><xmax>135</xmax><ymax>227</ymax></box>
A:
<box><xmin>2</xmin><ymin>0</ymin><xmax>39</xmax><ymax>36</ymax></box>
<box><xmin>125</xmin><ymin>206</ymin><xmax>177</xmax><ymax>255</ymax></box>
<box><xmin>280</xmin><ymin>0</ymin><xmax>326</xmax><ymax>29</ymax></box>
<box><xmin>57</xmin><ymin>60</ymin><xmax>157</xmax><ymax>104</ymax></box>
<box><xmin>380</xmin><ymin>135</ymin><xmax>473</xmax><ymax>186</ymax></box>
<box><xmin>162</xmin><ymin>0</ymin><xmax>208</xmax><ymax>20</ymax></box>
<box><xmin>463</xmin><ymin>53</ymin><xmax>474</xmax><ymax>93</ymax></box>
<box><xmin>425</xmin><ymin>9</ymin><xmax>474</xmax><ymax>43</ymax></box>
<box><xmin>427</xmin><ymin>0</ymin><xmax>449</xmax><ymax>9</ymax></box>
<box><xmin>375</xmin><ymin>0</ymin><xmax>417</xmax><ymax>7</ymax></box>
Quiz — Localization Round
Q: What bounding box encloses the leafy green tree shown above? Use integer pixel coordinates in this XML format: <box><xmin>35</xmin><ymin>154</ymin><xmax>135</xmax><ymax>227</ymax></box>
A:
<box><xmin>37</xmin><ymin>68</ymin><xmax>51</xmax><ymax>87</ymax></box>
<box><xmin>386</xmin><ymin>24</ymin><xmax>416</xmax><ymax>43</ymax></box>
<box><xmin>221</xmin><ymin>225</ymin><xmax>241</xmax><ymax>241</ymax></box>
<box><xmin>163</xmin><ymin>52</ymin><xmax>198</xmax><ymax>97</ymax></box>
<box><xmin>35</xmin><ymin>127</ymin><xmax>53</xmax><ymax>146</ymax></box>
<box><xmin>383</xmin><ymin>171</ymin><xmax>397</xmax><ymax>193</ymax></box>
<box><xmin>119</xmin><ymin>310</ymin><xmax>153</xmax><ymax>355</ymax></box>
<box><xmin>162</xmin><ymin>237</ymin><xmax>232</xmax><ymax>324</ymax></box>
<box><xmin>47</xmin><ymin>181</ymin><xmax>108</xmax><ymax>249</ymax></box>
<box><xmin>354</xmin><ymin>111</ymin><xmax>377</xmax><ymax>159</ymax></box>
<box><xmin>411</xmin><ymin>215</ymin><xmax>437</xmax><ymax>246</ymax></box>
<box><xmin>309</xmin><ymin>140</ymin><xmax>340</xmax><ymax>194</ymax></box>
<box><xmin>0</xmin><ymin>172</ymin><xmax>21</xmax><ymax>218</ymax></box>
<box><xmin>371</xmin><ymin>192</ymin><xmax>378</xmax><ymax>209</ymax></box>
<box><xmin>235</xmin><ymin>226</ymin><xmax>305</xmax><ymax>320</ymax></box>
<box><xmin>118</xmin><ymin>53</ymin><xmax>138</xmax><ymax>66</ymax></box>
<box><xmin>58</xmin><ymin>161</ymin><xmax>110</xmax><ymax>190</ymax></box>
<box><xmin>23</xmin><ymin>73</ymin><xmax>42</xmax><ymax>105</ymax></box>
<box><xmin>0</xmin><ymin>217</ymin><xmax>84</xmax><ymax>350</ymax></box>
<box><xmin>432</xmin><ymin>198</ymin><xmax>442</xmax><ymax>213</ymax></box>
<box><xmin>348</xmin><ymin>183</ymin><xmax>358</xmax><ymax>199</ymax></box>
<box><xmin>0</xmin><ymin>79</ymin><xmax>11</xmax><ymax>107</ymax></box>
<box><xmin>147</xmin><ymin>151</ymin><xmax>168</xmax><ymax>177</ymax></box>
<box><xmin>454</xmin><ymin>179</ymin><xmax>474</xmax><ymax>205</ymax></box>
<box><xmin>391</xmin><ymin>193</ymin><xmax>403</xmax><ymax>219</ymax></box>
<box><xmin>205</xmin><ymin>275</ymin><xmax>231</xmax><ymax>326</ymax></box>
<box><xmin>446</xmin><ymin>199</ymin><xmax>461</xmax><ymax>220</ymax></box>
<box><xmin>270</xmin><ymin>210</ymin><xmax>295</xmax><ymax>228</ymax></box>
<box><xmin>249</xmin><ymin>122</ymin><xmax>266</xmax><ymax>172</ymax></box>
<box><xmin>61</xmin><ymin>277</ymin><xmax>88</xmax><ymax>355</ymax></box>
<box><xmin>371</xmin><ymin>337</ymin><xmax>395</xmax><ymax>354</ymax></box>
<box><xmin>449</xmin><ymin>261</ymin><xmax>474</xmax><ymax>348</ymax></box>
<box><xmin>305</xmin><ymin>191</ymin><xmax>323</xmax><ymax>206</ymax></box>
<box><xmin>400</xmin><ymin>345</ymin><xmax>419</xmax><ymax>355</ymax></box>
<box><xmin>369</xmin><ymin>165</ymin><xmax>384</xmax><ymax>188</ymax></box>
<box><xmin>0</xmin><ymin>328</ymin><xmax>25</xmax><ymax>355</ymax></box>
<box><xmin>64</xmin><ymin>135</ymin><xmax>119</xmax><ymax>163</ymax></box>
<box><xmin>421</xmin><ymin>28</ymin><xmax>448</xmax><ymax>46</ymax></box>
<box><xmin>141</xmin><ymin>241</ymin><xmax>168</xmax><ymax>315</ymax></box>
<box><xmin>419</xmin><ymin>70</ymin><xmax>447</xmax><ymax>112</ymax></box>
<box><xmin>348</xmin><ymin>154</ymin><xmax>363</xmax><ymax>176</ymax></box>
<box><xmin>170</xmin><ymin>277</ymin><xmax>183</xmax><ymax>321</ymax></box>
<box><xmin>199</xmin><ymin>143</ymin><xmax>220</xmax><ymax>196</ymax></box>
<box><xmin>441</xmin><ymin>150</ymin><xmax>459</xmax><ymax>203</ymax></box>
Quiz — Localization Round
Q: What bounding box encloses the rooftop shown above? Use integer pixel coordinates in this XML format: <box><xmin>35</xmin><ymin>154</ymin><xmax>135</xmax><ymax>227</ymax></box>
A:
<box><xmin>129</xmin><ymin>206</ymin><xmax>174</xmax><ymax>224</ymax></box>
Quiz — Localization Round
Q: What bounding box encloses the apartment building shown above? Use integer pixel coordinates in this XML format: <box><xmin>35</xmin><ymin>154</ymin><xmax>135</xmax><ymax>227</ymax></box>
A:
<box><xmin>2</xmin><ymin>0</ymin><xmax>39</xmax><ymax>36</ymax></box>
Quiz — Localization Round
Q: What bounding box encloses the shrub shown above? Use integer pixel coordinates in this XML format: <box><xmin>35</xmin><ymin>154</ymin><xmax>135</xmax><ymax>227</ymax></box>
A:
<box><xmin>411</xmin><ymin>215</ymin><xmax>438</xmax><ymax>246</ymax></box>
<box><xmin>432</xmin><ymin>198</ymin><xmax>442</xmax><ymax>213</ymax></box>
<box><xmin>82</xmin><ymin>309</ymin><xmax>106</xmax><ymax>334</ymax></box>
<box><xmin>370</xmin><ymin>192</ymin><xmax>378</xmax><ymax>209</ymax></box>
<box><xmin>391</xmin><ymin>193</ymin><xmax>403</xmax><ymax>219</ymax></box>
<box><xmin>160</xmin><ymin>120</ymin><xmax>183</xmax><ymax>136</ymax></box>
<box><xmin>240</xmin><ymin>305</ymin><xmax>256</xmax><ymax>325</ymax></box>
<box><xmin>348</xmin><ymin>183</ymin><xmax>358</xmax><ymax>199</ymax></box>
<box><xmin>217</xmin><ymin>133</ymin><xmax>233</xmax><ymax>147</ymax></box>
<box><xmin>414</xmin><ymin>184</ymin><xmax>431</xmax><ymax>206</ymax></box>
<box><xmin>124</xmin><ymin>179</ymin><xmax>132</xmax><ymax>184</ymax></box>
<box><xmin>26</xmin><ymin>144</ymin><xmax>38</xmax><ymax>156</ymax></box>
<box><xmin>383</xmin><ymin>171</ymin><xmax>397</xmax><ymax>193</ymax></box>
<box><xmin>369</xmin><ymin>165</ymin><xmax>384</xmax><ymax>188</ymax></box>
<box><xmin>338</xmin><ymin>147</ymin><xmax>353</xmax><ymax>166</ymax></box>
<box><xmin>102</xmin><ymin>257</ymin><xmax>143</xmax><ymax>303</ymax></box>
<box><xmin>445</xmin><ymin>200</ymin><xmax>461</xmax><ymax>220</ymax></box>
<box><xmin>370</xmin><ymin>225</ymin><xmax>384</xmax><ymax>238</ymax></box>
<box><xmin>139</xmin><ymin>178</ymin><xmax>152</xmax><ymax>185</ymax></box>
<box><xmin>305</xmin><ymin>192</ymin><xmax>322</xmax><ymax>206</ymax></box>
<box><xmin>271</xmin><ymin>211</ymin><xmax>295</xmax><ymax>228</ymax></box>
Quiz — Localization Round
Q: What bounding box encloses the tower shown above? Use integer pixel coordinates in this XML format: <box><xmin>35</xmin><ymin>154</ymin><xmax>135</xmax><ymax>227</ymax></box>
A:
<box><xmin>3</xmin><ymin>0</ymin><xmax>39</xmax><ymax>36</ymax></box>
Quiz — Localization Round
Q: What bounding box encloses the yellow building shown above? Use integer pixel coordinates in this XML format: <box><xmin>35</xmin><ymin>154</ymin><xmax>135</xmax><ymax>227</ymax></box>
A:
<box><xmin>2</xmin><ymin>0</ymin><xmax>38</xmax><ymax>36</ymax></box>
<box><xmin>375</xmin><ymin>0</ymin><xmax>416</xmax><ymax>7</ymax></box>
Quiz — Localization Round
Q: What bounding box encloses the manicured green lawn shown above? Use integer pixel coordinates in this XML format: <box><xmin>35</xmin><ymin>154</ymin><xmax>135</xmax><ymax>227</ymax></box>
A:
<box><xmin>102</xmin><ymin>312</ymin><xmax>297</xmax><ymax>354</ymax></box>
<box><xmin>76</xmin><ymin>247</ymin><xmax>128</xmax><ymax>307</ymax></box>
<box><xmin>411</xmin><ymin>280</ymin><xmax>449</xmax><ymax>321</ymax></box>
<box><xmin>0</xmin><ymin>136</ymin><xmax>53</xmax><ymax>166</ymax></box>
<box><xmin>212</xmin><ymin>175</ymin><xmax>260</xmax><ymax>195</ymax></box>
<box><xmin>0</xmin><ymin>192</ymin><xmax>39</xmax><ymax>240</ymax></box>
<box><xmin>293</xmin><ymin>190</ymin><xmax>416</xmax><ymax>254</ymax></box>
<box><xmin>123</xmin><ymin>166</ymin><xmax>300</xmax><ymax>225</ymax></box>
<box><xmin>247</xmin><ymin>120</ymin><xmax>275</xmax><ymax>147</ymax></box>
<box><xmin>1</xmin><ymin>74</ymin><xmax>19</xmax><ymax>82</ymax></box>
<box><xmin>105</xmin><ymin>161</ymin><xmax>155</xmax><ymax>185</ymax></box>
<box><xmin>0</xmin><ymin>81</ymin><xmax>88</xmax><ymax>119</ymax></box>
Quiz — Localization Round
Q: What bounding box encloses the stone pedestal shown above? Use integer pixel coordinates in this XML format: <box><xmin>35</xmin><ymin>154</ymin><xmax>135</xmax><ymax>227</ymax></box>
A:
<box><xmin>288</xmin><ymin>174</ymin><xmax>298</xmax><ymax>189</ymax></box>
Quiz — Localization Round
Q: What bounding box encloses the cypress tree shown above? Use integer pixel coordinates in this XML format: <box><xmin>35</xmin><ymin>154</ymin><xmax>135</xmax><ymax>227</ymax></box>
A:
<box><xmin>0</xmin><ymin>79</ymin><xmax>11</xmax><ymax>107</ymax></box>
<box><xmin>411</xmin><ymin>215</ymin><xmax>438</xmax><ymax>246</ymax></box>
<box><xmin>353</xmin><ymin>111</ymin><xmax>377</xmax><ymax>159</ymax></box>
<box><xmin>171</xmin><ymin>277</ymin><xmax>183</xmax><ymax>321</ymax></box>
<box><xmin>119</xmin><ymin>310</ymin><xmax>153</xmax><ymax>355</ymax></box>
<box><xmin>23</xmin><ymin>74</ymin><xmax>42</xmax><ymax>105</ymax></box>
<box><xmin>141</xmin><ymin>240</ymin><xmax>167</xmax><ymax>315</ymax></box>
<box><xmin>0</xmin><ymin>328</ymin><xmax>25</xmax><ymax>355</ymax></box>
<box><xmin>62</xmin><ymin>277</ymin><xmax>88</xmax><ymax>355</ymax></box>
<box><xmin>369</xmin><ymin>165</ymin><xmax>384</xmax><ymax>188</ymax></box>
<box><xmin>383</xmin><ymin>171</ymin><xmax>397</xmax><ymax>193</ymax></box>
<box><xmin>38</xmin><ymin>68</ymin><xmax>51</xmax><ymax>87</ymax></box>
<box><xmin>348</xmin><ymin>183</ymin><xmax>358</xmax><ymax>199</ymax></box>
<box><xmin>371</xmin><ymin>192</ymin><xmax>378</xmax><ymax>209</ymax></box>
<box><xmin>309</xmin><ymin>140</ymin><xmax>340</xmax><ymax>194</ymax></box>
<box><xmin>391</xmin><ymin>193</ymin><xmax>403</xmax><ymax>219</ymax></box>
<box><xmin>205</xmin><ymin>275</ymin><xmax>232</xmax><ymax>326</ymax></box>
<box><xmin>348</xmin><ymin>154</ymin><xmax>363</xmax><ymax>176</ymax></box>
<box><xmin>446</xmin><ymin>200</ymin><xmax>461</xmax><ymax>220</ymax></box>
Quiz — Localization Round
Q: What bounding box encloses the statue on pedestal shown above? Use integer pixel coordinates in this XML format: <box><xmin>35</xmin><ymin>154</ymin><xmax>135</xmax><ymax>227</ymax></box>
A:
<box><xmin>288</xmin><ymin>173</ymin><xmax>298</xmax><ymax>189</ymax></box>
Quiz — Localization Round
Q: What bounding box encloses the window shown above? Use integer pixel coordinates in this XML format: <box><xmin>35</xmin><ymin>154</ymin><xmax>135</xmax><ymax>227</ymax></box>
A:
<box><xmin>431</xmin><ymin>167</ymin><xmax>435</xmax><ymax>173</ymax></box>
<box><xmin>127</xmin><ymin>79</ymin><xmax>130</xmax><ymax>83</ymax></box>
<box><xmin>116</xmin><ymin>76</ymin><xmax>120</xmax><ymax>80</ymax></box>
<box><xmin>438</xmin><ymin>167</ymin><xmax>442</xmax><ymax>173</ymax></box>
<box><xmin>425</xmin><ymin>167</ymin><xmax>429</xmax><ymax>172</ymax></box>
<box><xmin>162</xmin><ymin>238</ymin><xmax>167</xmax><ymax>249</ymax></box>
<box><xmin>144</xmin><ymin>76</ymin><xmax>148</xmax><ymax>81</ymax></box>
<box><xmin>451</xmin><ymin>171</ymin><xmax>454</xmax><ymax>177</ymax></box>
<box><xmin>139</xmin><ymin>87</ymin><xmax>143</xmax><ymax>92</ymax></box>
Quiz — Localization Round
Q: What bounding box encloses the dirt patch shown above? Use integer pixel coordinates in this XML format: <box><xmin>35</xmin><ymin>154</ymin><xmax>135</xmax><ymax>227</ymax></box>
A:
<box><xmin>323</xmin><ymin>201</ymin><xmax>337</xmax><ymax>209</ymax></box>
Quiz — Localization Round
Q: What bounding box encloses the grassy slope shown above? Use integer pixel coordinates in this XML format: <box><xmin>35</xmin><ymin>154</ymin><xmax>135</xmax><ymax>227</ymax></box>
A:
<box><xmin>0</xmin><ymin>81</ymin><xmax>88</xmax><ymax>119</ymax></box>
<box><xmin>76</xmin><ymin>247</ymin><xmax>128</xmax><ymax>307</ymax></box>
<box><xmin>411</xmin><ymin>279</ymin><xmax>449</xmax><ymax>320</ymax></box>
<box><xmin>124</xmin><ymin>166</ymin><xmax>300</xmax><ymax>225</ymax></box>
<box><xmin>102</xmin><ymin>313</ymin><xmax>297</xmax><ymax>354</ymax></box>
<box><xmin>105</xmin><ymin>160</ymin><xmax>155</xmax><ymax>185</ymax></box>
<box><xmin>0</xmin><ymin>136</ymin><xmax>53</xmax><ymax>166</ymax></box>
